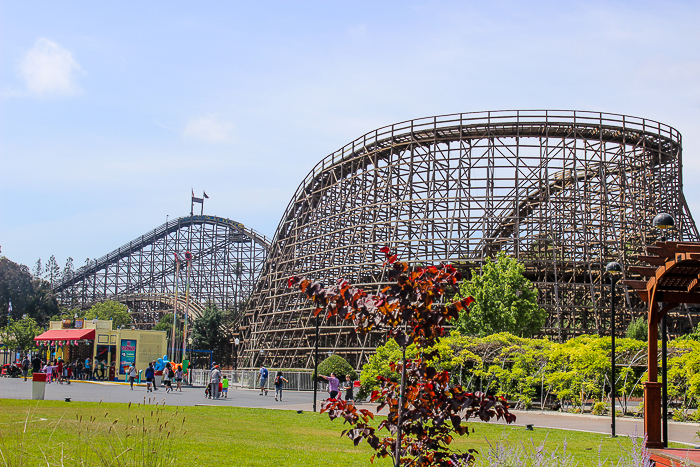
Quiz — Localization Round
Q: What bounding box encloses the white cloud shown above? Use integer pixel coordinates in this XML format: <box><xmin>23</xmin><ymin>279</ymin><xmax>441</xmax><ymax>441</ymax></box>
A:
<box><xmin>183</xmin><ymin>115</ymin><xmax>235</xmax><ymax>143</ymax></box>
<box><xmin>19</xmin><ymin>38</ymin><xmax>82</xmax><ymax>97</ymax></box>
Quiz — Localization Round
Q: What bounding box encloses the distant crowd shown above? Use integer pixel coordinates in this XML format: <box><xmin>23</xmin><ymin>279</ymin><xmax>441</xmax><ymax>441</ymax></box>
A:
<box><xmin>7</xmin><ymin>355</ymin><xmax>113</xmax><ymax>384</ymax></box>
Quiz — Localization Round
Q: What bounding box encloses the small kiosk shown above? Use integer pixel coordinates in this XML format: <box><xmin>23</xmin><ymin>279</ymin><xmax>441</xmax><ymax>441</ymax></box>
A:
<box><xmin>34</xmin><ymin>320</ymin><xmax>167</xmax><ymax>381</ymax></box>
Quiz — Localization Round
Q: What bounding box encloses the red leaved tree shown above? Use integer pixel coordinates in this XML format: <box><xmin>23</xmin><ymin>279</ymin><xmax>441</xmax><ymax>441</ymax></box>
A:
<box><xmin>288</xmin><ymin>248</ymin><xmax>515</xmax><ymax>466</ymax></box>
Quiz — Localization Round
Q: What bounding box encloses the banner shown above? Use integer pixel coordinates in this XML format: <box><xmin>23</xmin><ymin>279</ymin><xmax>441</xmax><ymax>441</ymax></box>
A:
<box><xmin>119</xmin><ymin>339</ymin><xmax>137</xmax><ymax>375</ymax></box>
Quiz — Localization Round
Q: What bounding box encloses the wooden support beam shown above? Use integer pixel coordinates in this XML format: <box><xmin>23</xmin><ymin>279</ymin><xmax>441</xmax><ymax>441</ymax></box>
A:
<box><xmin>628</xmin><ymin>266</ymin><xmax>658</xmax><ymax>277</ymax></box>
<box><xmin>637</xmin><ymin>255</ymin><xmax>667</xmax><ymax>266</ymax></box>
<box><xmin>620</xmin><ymin>280</ymin><xmax>649</xmax><ymax>290</ymax></box>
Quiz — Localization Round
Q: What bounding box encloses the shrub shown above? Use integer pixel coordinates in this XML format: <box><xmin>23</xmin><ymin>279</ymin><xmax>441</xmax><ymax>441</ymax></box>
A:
<box><xmin>626</xmin><ymin>317</ymin><xmax>648</xmax><ymax>341</ymax></box>
<box><xmin>672</xmin><ymin>408</ymin><xmax>687</xmax><ymax>422</ymax></box>
<box><xmin>314</xmin><ymin>354</ymin><xmax>357</xmax><ymax>382</ymax></box>
<box><xmin>592</xmin><ymin>402</ymin><xmax>608</xmax><ymax>416</ymax></box>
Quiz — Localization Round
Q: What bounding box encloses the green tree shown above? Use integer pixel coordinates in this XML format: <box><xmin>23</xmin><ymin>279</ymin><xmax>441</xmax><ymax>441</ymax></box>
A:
<box><xmin>45</xmin><ymin>255</ymin><xmax>60</xmax><ymax>287</ymax></box>
<box><xmin>154</xmin><ymin>313</ymin><xmax>182</xmax><ymax>342</ymax></box>
<box><xmin>191</xmin><ymin>304</ymin><xmax>230</xmax><ymax>363</ymax></box>
<box><xmin>314</xmin><ymin>354</ymin><xmax>358</xmax><ymax>382</ymax></box>
<box><xmin>32</xmin><ymin>258</ymin><xmax>43</xmax><ymax>279</ymax></box>
<box><xmin>0</xmin><ymin>257</ymin><xmax>34</xmax><ymax>326</ymax></box>
<box><xmin>626</xmin><ymin>317</ymin><xmax>648</xmax><ymax>341</ymax></box>
<box><xmin>84</xmin><ymin>301</ymin><xmax>131</xmax><ymax>328</ymax></box>
<box><xmin>1</xmin><ymin>317</ymin><xmax>41</xmax><ymax>352</ymax></box>
<box><xmin>453</xmin><ymin>252</ymin><xmax>546</xmax><ymax>337</ymax></box>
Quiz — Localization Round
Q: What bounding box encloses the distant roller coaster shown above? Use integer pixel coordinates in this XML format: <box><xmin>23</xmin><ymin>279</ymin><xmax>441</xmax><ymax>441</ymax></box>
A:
<box><xmin>54</xmin><ymin>215</ymin><xmax>269</xmax><ymax>328</ymax></box>
<box><xmin>241</xmin><ymin>110</ymin><xmax>699</xmax><ymax>369</ymax></box>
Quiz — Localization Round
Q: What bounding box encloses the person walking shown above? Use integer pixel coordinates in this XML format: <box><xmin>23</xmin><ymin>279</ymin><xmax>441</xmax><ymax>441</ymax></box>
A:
<box><xmin>145</xmin><ymin>362</ymin><xmax>155</xmax><ymax>392</ymax></box>
<box><xmin>128</xmin><ymin>364</ymin><xmax>137</xmax><ymax>390</ymax></box>
<box><xmin>344</xmin><ymin>375</ymin><xmax>354</xmax><ymax>402</ymax></box>
<box><xmin>76</xmin><ymin>360</ymin><xmax>84</xmax><ymax>380</ymax></box>
<box><xmin>21</xmin><ymin>356</ymin><xmax>30</xmax><ymax>381</ymax></box>
<box><xmin>31</xmin><ymin>355</ymin><xmax>42</xmax><ymax>375</ymax></box>
<box><xmin>84</xmin><ymin>357</ymin><xmax>92</xmax><ymax>380</ymax></box>
<box><xmin>163</xmin><ymin>363</ymin><xmax>172</xmax><ymax>393</ymax></box>
<box><xmin>175</xmin><ymin>366</ymin><xmax>183</xmax><ymax>392</ymax></box>
<box><xmin>56</xmin><ymin>359</ymin><xmax>64</xmax><ymax>384</ymax></box>
<box><xmin>258</xmin><ymin>365</ymin><xmax>268</xmax><ymax>396</ymax></box>
<box><xmin>221</xmin><ymin>375</ymin><xmax>229</xmax><ymax>398</ymax></box>
<box><xmin>210</xmin><ymin>365</ymin><xmax>221</xmax><ymax>400</ymax></box>
<box><xmin>274</xmin><ymin>372</ymin><xmax>288</xmax><ymax>402</ymax></box>
<box><xmin>318</xmin><ymin>372</ymin><xmax>340</xmax><ymax>400</ymax></box>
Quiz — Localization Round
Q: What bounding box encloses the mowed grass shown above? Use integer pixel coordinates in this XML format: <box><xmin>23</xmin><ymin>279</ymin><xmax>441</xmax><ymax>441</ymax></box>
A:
<box><xmin>0</xmin><ymin>399</ymin><xmax>682</xmax><ymax>466</ymax></box>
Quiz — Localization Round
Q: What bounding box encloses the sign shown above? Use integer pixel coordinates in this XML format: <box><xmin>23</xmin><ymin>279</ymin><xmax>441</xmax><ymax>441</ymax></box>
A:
<box><xmin>61</xmin><ymin>319</ymin><xmax>72</xmax><ymax>329</ymax></box>
<box><xmin>74</xmin><ymin>319</ymin><xmax>84</xmax><ymax>329</ymax></box>
<box><xmin>119</xmin><ymin>339</ymin><xmax>137</xmax><ymax>375</ymax></box>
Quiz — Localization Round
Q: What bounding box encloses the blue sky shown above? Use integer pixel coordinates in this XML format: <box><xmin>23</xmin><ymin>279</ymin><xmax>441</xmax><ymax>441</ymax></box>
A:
<box><xmin>2</xmin><ymin>1</ymin><xmax>700</xmax><ymax>270</ymax></box>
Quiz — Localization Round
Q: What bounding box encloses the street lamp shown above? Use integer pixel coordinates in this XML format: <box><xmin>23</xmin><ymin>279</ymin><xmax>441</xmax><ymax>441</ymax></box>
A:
<box><xmin>653</xmin><ymin>212</ymin><xmax>675</xmax><ymax>448</ymax></box>
<box><xmin>606</xmin><ymin>261</ymin><xmax>622</xmax><ymax>437</ymax></box>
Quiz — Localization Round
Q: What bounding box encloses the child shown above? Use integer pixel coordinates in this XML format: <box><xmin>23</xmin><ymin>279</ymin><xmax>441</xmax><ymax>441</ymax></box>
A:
<box><xmin>344</xmin><ymin>375</ymin><xmax>354</xmax><ymax>402</ymax></box>
<box><xmin>274</xmin><ymin>372</ymin><xmax>288</xmax><ymax>402</ymax></box>
<box><xmin>222</xmin><ymin>376</ymin><xmax>229</xmax><ymax>398</ymax></box>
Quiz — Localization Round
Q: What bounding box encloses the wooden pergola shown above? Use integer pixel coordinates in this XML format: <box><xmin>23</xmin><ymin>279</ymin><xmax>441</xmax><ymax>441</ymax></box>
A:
<box><xmin>622</xmin><ymin>241</ymin><xmax>700</xmax><ymax>449</ymax></box>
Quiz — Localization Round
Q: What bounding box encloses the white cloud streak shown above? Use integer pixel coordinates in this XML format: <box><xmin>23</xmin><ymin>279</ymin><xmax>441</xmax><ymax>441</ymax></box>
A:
<box><xmin>19</xmin><ymin>38</ymin><xmax>82</xmax><ymax>97</ymax></box>
<box><xmin>183</xmin><ymin>115</ymin><xmax>235</xmax><ymax>142</ymax></box>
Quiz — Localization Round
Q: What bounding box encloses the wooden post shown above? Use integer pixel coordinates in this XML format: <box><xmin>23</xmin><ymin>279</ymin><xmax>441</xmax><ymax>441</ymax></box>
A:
<box><xmin>644</xmin><ymin>299</ymin><xmax>663</xmax><ymax>449</ymax></box>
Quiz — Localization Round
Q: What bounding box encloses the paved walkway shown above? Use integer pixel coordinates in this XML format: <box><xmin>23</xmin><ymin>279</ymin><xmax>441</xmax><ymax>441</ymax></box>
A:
<box><xmin>2</xmin><ymin>377</ymin><xmax>699</xmax><ymax>446</ymax></box>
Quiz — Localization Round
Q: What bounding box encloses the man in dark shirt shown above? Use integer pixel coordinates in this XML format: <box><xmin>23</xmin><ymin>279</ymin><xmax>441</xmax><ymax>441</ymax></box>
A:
<box><xmin>31</xmin><ymin>355</ymin><xmax>42</xmax><ymax>374</ymax></box>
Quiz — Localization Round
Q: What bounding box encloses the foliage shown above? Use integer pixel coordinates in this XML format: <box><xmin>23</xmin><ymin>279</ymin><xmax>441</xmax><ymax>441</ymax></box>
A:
<box><xmin>315</xmin><ymin>354</ymin><xmax>357</xmax><ymax>382</ymax></box>
<box><xmin>364</xmin><ymin>332</ymin><xmax>700</xmax><ymax>415</ymax></box>
<box><xmin>191</xmin><ymin>303</ymin><xmax>230</xmax><ymax>363</ymax></box>
<box><xmin>83</xmin><ymin>300</ymin><xmax>132</xmax><ymax>328</ymax></box>
<box><xmin>1</xmin><ymin>317</ymin><xmax>41</xmax><ymax>352</ymax></box>
<box><xmin>289</xmin><ymin>247</ymin><xmax>514</xmax><ymax>466</ymax></box>
<box><xmin>591</xmin><ymin>402</ymin><xmax>608</xmax><ymax>416</ymax></box>
<box><xmin>453</xmin><ymin>252</ymin><xmax>546</xmax><ymax>337</ymax></box>
<box><xmin>686</xmin><ymin>322</ymin><xmax>700</xmax><ymax>341</ymax></box>
<box><xmin>154</xmin><ymin>313</ymin><xmax>182</xmax><ymax>343</ymax></box>
<box><xmin>0</xmin><ymin>256</ymin><xmax>60</xmax><ymax>327</ymax></box>
<box><xmin>625</xmin><ymin>317</ymin><xmax>648</xmax><ymax>341</ymax></box>
<box><xmin>45</xmin><ymin>255</ymin><xmax>61</xmax><ymax>288</ymax></box>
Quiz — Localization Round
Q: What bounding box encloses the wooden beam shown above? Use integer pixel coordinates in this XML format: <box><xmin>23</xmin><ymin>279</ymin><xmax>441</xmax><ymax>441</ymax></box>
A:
<box><xmin>627</xmin><ymin>266</ymin><xmax>657</xmax><ymax>277</ymax></box>
<box><xmin>620</xmin><ymin>280</ymin><xmax>648</xmax><ymax>290</ymax></box>
<box><xmin>647</xmin><ymin>246</ymin><xmax>671</xmax><ymax>257</ymax></box>
<box><xmin>637</xmin><ymin>255</ymin><xmax>667</xmax><ymax>266</ymax></box>
<box><xmin>677</xmin><ymin>243</ymin><xmax>700</xmax><ymax>253</ymax></box>
<box><xmin>655</xmin><ymin>291</ymin><xmax>700</xmax><ymax>303</ymax></box>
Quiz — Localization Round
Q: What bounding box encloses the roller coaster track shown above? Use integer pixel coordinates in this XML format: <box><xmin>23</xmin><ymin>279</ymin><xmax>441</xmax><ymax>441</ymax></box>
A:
<box><xmin>55</xmin><ymin>215</ymin><xmax>270</xmax><ymax>292</ymax></box>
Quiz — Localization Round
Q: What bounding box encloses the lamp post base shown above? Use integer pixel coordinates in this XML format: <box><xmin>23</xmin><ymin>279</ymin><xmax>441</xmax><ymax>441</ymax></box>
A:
<box><xmin>644</xmin><ymin>381</ymin><xmax>663</xmax><ymax>449</ymax></box>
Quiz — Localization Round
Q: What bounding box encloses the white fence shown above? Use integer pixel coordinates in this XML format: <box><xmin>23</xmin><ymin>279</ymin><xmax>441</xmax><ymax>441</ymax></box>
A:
<box><xmin>188</xmin><ymin>369</ymin><xmax>330</xmax><ymax>392</ymax></box>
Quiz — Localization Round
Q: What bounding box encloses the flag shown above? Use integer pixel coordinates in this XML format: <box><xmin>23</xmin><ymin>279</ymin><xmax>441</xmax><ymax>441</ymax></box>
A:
<box><xmin>192</xmin><ymin>197</ymin><xmax>203</xmax><ymax>204</ymax></box>
<box><xmin>203</xmin><ymin>191</ymin><xmax>209</xmax><ymax>199</ymax></box>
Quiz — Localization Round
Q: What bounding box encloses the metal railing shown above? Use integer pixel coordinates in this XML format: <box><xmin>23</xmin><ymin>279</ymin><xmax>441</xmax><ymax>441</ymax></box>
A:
<box><xmin>188</xmin><ymin>369</ymin><xmax>332</xmax><ymax>392</ymax></box>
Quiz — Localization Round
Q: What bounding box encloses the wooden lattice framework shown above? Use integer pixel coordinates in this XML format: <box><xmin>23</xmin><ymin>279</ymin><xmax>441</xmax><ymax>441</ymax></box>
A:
<box><xmin>622</xmin><ymin>241</ymin><xmax>700</xmax><ymax>448</ymax></box>
<box><xmin>242</xmin><ymin>110</ymin><xmax>698</xmax><ymax>369</ymax></box>
<box><xmin>53</xmin><ymin>215</ymin><xmax>269</xmax><ymax>328</ymax></box>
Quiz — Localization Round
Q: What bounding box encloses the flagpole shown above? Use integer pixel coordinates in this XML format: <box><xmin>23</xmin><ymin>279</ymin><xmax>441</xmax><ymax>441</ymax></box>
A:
<box><xmin>181</xmin><ymin>252</ymin><xmax>193</xmax><ymax>364</ymax></box>
<box><xmin>171</xmin><ymin>254</ymin><xmax>180</xmax><ymax>362</ymax></box>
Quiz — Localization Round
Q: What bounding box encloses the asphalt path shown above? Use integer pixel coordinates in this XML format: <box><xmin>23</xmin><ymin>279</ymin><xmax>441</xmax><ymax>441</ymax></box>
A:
<box><xmin>2</xmin><ymin>377</ymin><xmax>699</xmax><ymax>446</ymax></box>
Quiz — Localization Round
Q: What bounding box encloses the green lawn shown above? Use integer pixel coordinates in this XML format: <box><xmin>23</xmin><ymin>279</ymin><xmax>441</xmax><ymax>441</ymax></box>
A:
<box><xmin>0</xmin><ymin>399</ymin><xmax>679</xmax><ymax>466</ymax></box>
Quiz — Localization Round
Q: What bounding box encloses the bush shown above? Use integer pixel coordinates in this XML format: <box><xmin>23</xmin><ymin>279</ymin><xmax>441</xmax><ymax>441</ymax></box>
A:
<box><xmin>314</xmin><ymin>354</ymin><xmax>357</xmax><ymax>383</ymax></box>
<box><xmin>592</xmin><ymin>402</ymin><xmax>608</xmax><ymax>416</ymax></box>
<box><xmin>672</xmin><ymin>409</ymin><xmax>687</xmax><ymax>422</ymax></box>
<box><xmin>625</xmin><ymin>317</ymin><xmax>648</xmax><ymax>341</ymax></box>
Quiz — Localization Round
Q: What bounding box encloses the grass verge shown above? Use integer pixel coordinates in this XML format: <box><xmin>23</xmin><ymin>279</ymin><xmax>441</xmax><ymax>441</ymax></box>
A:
<box><xmin>0</xmin><ymin>399</ymin><xmax>690</xmax><ymax>466</ymax></box>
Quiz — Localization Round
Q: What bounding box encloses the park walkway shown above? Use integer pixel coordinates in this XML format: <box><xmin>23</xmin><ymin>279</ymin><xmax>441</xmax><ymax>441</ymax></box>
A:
<box><xmin>1</xmin><ymin>377</ymin><xmax>698</xmax><ymax>447</ymax></box>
